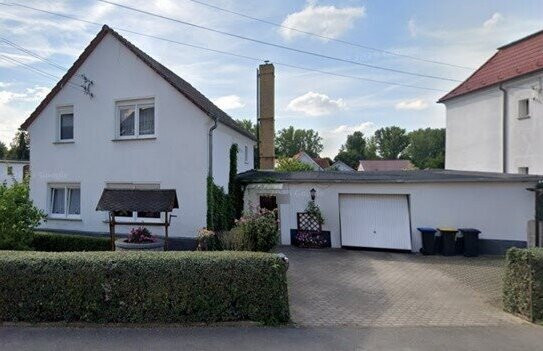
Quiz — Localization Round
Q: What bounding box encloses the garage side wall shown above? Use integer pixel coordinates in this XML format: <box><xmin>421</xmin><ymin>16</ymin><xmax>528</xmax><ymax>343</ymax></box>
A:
<box><xmin>244</xmin><ymin>182</ymin><xmax>533</xmax><ymax>252</ymax></box>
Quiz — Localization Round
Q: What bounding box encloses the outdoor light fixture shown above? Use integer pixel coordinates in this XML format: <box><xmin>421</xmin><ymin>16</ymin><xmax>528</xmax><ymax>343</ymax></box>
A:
<box><xmin>310</xmin><ymin>188</ymin><xmax>316</xmax><ymax>201</ymax></box>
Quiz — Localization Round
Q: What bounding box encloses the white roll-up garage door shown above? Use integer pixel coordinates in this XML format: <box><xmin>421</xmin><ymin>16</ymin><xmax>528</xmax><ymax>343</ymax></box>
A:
<box><xmin>339</xmin><ymin>194</ymin><xmax>412</xmax><ymax>250</ymax></box>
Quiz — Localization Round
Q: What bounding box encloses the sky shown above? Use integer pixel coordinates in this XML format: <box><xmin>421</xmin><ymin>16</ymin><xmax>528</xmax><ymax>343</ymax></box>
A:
<box><xmin>0</xmin><ymin>0</ymin><xmax>542</xmax><ymax>157</ymax></box>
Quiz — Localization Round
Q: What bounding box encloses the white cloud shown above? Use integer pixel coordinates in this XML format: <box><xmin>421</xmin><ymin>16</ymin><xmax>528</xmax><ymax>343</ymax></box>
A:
<box><xmin>483</xmin><ymin>13</ymin><xmax>504</xmax><ymax>30</ymax></box>
<box><xmin>287</xmin><ymin>91</ymin><xmax>346</xmax><ymax>116</ymax></box>
<box><xmin>407</xmin><ymin>18</ymin><xmax>418</xmax><ymax>37</ymax></box>
<box><xmin>212</xmin><ymin>94</ymin><xmax>245</xmax><ymax>110</ymax></box>
<box><xmin>395</xmin><ymin>99</ymin><xmax>429</xmax><ymax>110</ymax></box>
<box><xmin>320</xmin><ymin>122</ymin><xmax>376</xmax><ymax>158</ymax></box>
<box><xmin>279</xmin><ymin>2</ymin><xmax>365</xmax><ymax>40</ymax></box>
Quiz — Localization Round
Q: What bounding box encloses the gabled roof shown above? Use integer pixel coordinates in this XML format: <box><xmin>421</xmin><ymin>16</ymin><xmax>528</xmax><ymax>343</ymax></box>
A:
<box><xmin>21</xmin><ymin>25</ymin><xmax>256</xmax><ymax>141</ymax></box>
<box><xmin>96</xmin><ymin>189</ymin><xmax>179</xmax><ymax>212</ymax></box>
<box><xmin>327</xmin><ymin>160</ymin><xmax>354</xmax><ymax>171</ymax></box>
<box><xmin>293</xmin><ymin>151</ymin><xmax>324</xmax><ymax>170</ymax></box>
<box><xmin>439</xmin><ymin>29</ymin><xmax>543</xmax><ymax>103</ymax></box>
<box><xmin>358</xmin><ymin>160</ymin><xmax>415</xmax><ymax>172</ymax></box>
<box><xmin>313</xmin><ymin>157</ymin><xmax>332</xmax><ymax>169</ymax></box>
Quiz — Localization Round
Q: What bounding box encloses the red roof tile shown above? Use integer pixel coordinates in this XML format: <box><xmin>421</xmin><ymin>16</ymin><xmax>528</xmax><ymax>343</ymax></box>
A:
<box><xmin>313</xmin><ymin>157</ymin><xmax>332</xmax><ymax>169</ymax></box>
<box><xmin>439</xmin><ymin>29</ymin><xmax>543</xmax><ymax>103</ymax></box>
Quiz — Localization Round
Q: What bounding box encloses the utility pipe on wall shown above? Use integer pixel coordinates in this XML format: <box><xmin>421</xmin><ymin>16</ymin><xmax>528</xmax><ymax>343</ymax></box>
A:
<box><xmin>499</xmin><ymin>84</ymin><xmax>508</xmax><ymax>173</ymax></box>
<box><xmin>208</xmin><ymin>114</ymin><xmax>219</xmax><ymax>178</ymax></box>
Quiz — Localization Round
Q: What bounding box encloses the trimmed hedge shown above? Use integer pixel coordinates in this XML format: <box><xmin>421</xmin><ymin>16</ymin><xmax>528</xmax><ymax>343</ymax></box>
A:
<box><xmin>32</xmin><ymin>232</ymin><xmax>110</xmax><ymax>252</ymax></box>
<box><xmin>0</xmin><ymin>251</ymin><xmax>290</xmax><ymax>325</ymax></box>
<box><xmin>503</xmin><ymin>247</ymin><xmax>543</xmax><ymax>322</ymax></box>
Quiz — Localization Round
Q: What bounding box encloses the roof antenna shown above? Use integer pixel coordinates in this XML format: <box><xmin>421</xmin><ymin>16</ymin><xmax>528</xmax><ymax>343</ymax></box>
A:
<box><xmin>80</xmin><ymin>74</ymin><xmax>94</xmax><ymax>98</ymax></box>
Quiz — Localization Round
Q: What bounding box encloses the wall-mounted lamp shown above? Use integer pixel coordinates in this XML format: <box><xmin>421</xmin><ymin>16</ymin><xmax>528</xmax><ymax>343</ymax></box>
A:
<box><xmin>310</xmin><ymin>188</ymin><xmax>316</xmax><ymax>201</ymax></box>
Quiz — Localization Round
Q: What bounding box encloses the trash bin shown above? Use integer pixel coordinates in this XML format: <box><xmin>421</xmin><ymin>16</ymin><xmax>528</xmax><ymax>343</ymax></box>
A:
<box><xmin>459</xmin><ymin>228</ymin><xmax>481</xmax><ymax>257</ymax></box>
<box><xmin>417</xmin><ymin>227</ymin><xmax>437</xmax><ymax>255</ymax></box>
<box><xmin>438</xmin><ymin>227</ymin><xmax>458</xmax><ymax>256</ymax></box>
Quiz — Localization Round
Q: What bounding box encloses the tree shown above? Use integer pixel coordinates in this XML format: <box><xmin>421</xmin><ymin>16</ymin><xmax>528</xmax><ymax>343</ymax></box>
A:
<box><xmin>236</xmin><ymin>119</ymin><xmax>257</xmax><ymax>136</ymax></box>
<box><xmin>275</xmin><ymin>157</ymin><xmax>314</xmax><ymax>172</ymax></box>
<box><xmin>334</xmin><ymin>131</ymin><xmax>367</xmax><ymax>169</ymax></box>
<box><xmin>7</xmin><ymin>129</ymin><xmax>30</xmax><ymax>161</ymax></box>
<box><xmin>275</xmin><ymin>126</ymin><xmax>323</xmax><ymax>158</ymax></box>
<box><xmin>0</xmin><ymin>141</ymin><xmax>7</xmax><ymax>159</ymax></box>
<box><xmin>374</xmin><ymin>126</ymin><xmax>409</xmax><ymax>159</ymax></box>
<box><xmin>365</xmin><ymin>136</ymin><xmax>380</xmax><ymax>160</ymax></box>
<box><xmin>405</xmin><ymin>128</ymin><xmax>445</xmax><ymax>169</ymax></box>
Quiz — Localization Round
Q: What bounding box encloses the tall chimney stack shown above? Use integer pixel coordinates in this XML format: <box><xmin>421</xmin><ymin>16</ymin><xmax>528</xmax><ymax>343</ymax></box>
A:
<box><xmin>257</xmin><ymin>62</ymin><xmax>275</xmax><ymax>170</ymax></box>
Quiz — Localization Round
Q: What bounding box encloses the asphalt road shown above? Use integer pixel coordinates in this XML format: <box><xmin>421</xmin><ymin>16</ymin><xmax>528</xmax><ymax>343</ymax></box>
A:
<box><xmin>1</xmin><ymin>325</ymin><xmax>543</xmax><ymax>351</ymax></box>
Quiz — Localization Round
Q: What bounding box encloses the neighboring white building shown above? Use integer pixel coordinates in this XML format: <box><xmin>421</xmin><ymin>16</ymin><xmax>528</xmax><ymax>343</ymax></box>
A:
<box><xmin>327</xmin><ymin>160</ymin><xmax>354</xmax><ymax>171</ymax></box>
<box><xmin>292</xmin><ymin>151</ymin><xmax>332</xmax><ymax>171</ymax></box>
<box><xmin>21</xmin><ymin>26</ymin><xmax>256</xmax><ymax>237</ymax></box>
<box><xmin>358</xmin><ymin>160</ymin><xmax>415</xmax><ymax>172</ymax></box>
<box><xmin>240</xmin><ymin>170</ymin><xmax>541</xmax><ymax>254</ymax></box>
<box><xmin>439</xmin><ymin>30</ymin><xmax>543</xmax><ymax>175</ymax></box>
<box><xmin>0</xmin><ymin>160</ymin><xmax>28</xmax><ymax>185</ymax></box>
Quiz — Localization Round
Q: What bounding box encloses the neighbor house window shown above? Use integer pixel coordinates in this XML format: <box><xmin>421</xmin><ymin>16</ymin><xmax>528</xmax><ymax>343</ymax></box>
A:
<box><xmin>244</xmin><ymin>145</ymin><xmax>249</xmax><ymax>164</ymax></box>
<box><xmin>518</xmin><ymin>99</ymin><xmax>530</xmax><ymax>119</ymax></box>
<box><xmin>106</xmin><ymin>182</ymin><xmax>161</xmax><ymax>221</ymax></box>
<box><xmin>49</xmin><ymin>184</ymin><xmax>81</xmax><ymax>219</ymax></box>
<box><xmin>6</xmin><ymin>166</ymin><xmax>13</xmax><ymax>176</ymax></box>
<box><xmin>57</xmin><ymin>106</ymin><xmax>74</xmax><ymax>141</ymax></box>
<box><xmin>518</xmin><ymin>167</ymin><xmax>529</xmax><ymax>175</ymax></box>
<box><xmin>116</xmin><ymin>99</ymin><xmax>155</xmax><ymax>138</ymax></box>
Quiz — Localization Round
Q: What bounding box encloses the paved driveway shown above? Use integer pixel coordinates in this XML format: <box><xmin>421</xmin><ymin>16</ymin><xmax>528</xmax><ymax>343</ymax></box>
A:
<box><xmin>284</xmin><ymin>247</ymin><xmax>525</xmax><ymax>327</ymax></box>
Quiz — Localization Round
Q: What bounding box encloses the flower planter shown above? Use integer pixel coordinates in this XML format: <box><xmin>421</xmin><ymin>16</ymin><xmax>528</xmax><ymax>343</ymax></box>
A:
<box><xmin>290</xmin><ymin>229</ymin><xmax>331</xmax><ymax>248</ymax></box>
<box><xmin>115</xmin><ymin>238</ymin><xmax>165</xmax><ymax>251</ymax></box>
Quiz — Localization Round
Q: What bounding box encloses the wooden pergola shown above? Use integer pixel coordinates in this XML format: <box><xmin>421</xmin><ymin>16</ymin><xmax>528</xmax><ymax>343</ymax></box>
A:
<box><xmin>96</xmin><ymin>189</ymin><xmax>179</xmax><ymax>251</ymax></box>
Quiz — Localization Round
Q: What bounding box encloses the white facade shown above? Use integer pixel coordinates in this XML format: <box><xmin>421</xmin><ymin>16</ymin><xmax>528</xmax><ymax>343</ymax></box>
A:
<box><xmin>0</xmin><ymin>160</ymin><xmax>28</xmax><ymax>185</ymax></box>
<box><xmin>27</xmin><ymin>33</ymin><xmax>255</xmax><ymax>237</ymax></box>
<box><xmin>294</xmin><ymin>152</ymin><xmax>322</xmax><ymax>170</ymax></box>
<box><xmin>444</xmin><ymin>72</ymin><xmax>543</xmax><ymax>174</ymax></box>
<box><xmin>244</xmin><ymin>180</ymin><xmax>535</xmax><ymax>252</ymax></box>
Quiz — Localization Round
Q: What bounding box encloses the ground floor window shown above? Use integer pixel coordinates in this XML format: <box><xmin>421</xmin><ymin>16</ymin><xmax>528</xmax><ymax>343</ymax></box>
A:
<box><xmin>49</xmin><ymin>184</ymin><xmax>81</xmax><ymax>219</ymax></box>
<box><xmin>106</xmin><ymin>182</ymin><xmax>161</xmax><ymax>222</ymax></box>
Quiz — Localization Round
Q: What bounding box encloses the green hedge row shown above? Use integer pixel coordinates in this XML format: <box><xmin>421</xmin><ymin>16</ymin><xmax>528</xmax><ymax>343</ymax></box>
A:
<box><xmin>32</xmin><ymin>232</ymin><xmax>110</xmax><ymax>252</ymax></box>
<box><xmin>0</xmin><ymin>251</ymin><xmax>290</xmax><ymax>325</ymax></box>
<box><xmin>503</xmin><ymin>247</ymin><xmax>543</xmax><ymax>322</ymax></box>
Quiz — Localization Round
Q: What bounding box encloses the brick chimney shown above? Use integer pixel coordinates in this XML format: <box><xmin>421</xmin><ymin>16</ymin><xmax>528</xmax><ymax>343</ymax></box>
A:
<box><xmin>257</xmin><ymin>62</ymin><xmax>275</xmax><ymax>170</ymax></box>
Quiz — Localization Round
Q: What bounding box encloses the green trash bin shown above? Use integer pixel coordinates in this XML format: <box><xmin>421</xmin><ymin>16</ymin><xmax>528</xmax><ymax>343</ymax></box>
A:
<box><xmin>459</xmin><ymin>228</ymin><xmax>481</xmax><ymax>257</ymax></box>
<box><xmin>438</xmin><ymin>227</ymin><xmax>458</xmax><ymax>256</ymax></box>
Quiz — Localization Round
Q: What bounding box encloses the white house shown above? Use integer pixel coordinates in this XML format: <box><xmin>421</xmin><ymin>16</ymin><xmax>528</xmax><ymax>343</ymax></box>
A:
<box><xmin>439</xmin><ymin>29</ymin><xmax>543</xmax><ymax>175</ymax></box>
<box><xmin>21</xmin><ymin>25</ymin><xmax>256</xmax><ymax>238</ymax></box>
<box><xmin>240</xmin><ymin>170</ymin><xmax>541</xmax><ymax>254</ymax></box>
<box><xmin>328</xmin><ymin>160</ymin><xmax>354</xmax><ymax>171</ymax></box>
<box><xmin>292</xmin><ymin>151</ymin><xmax>332</xmax><ymax>171</ymax></box>
<box><xmin>0</xmin><ymin>160</ymin><xmax>28</xmax><ymax>185</ymax></box>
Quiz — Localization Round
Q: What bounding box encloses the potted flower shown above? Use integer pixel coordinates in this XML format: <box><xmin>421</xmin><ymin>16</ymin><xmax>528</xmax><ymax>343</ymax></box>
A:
<box><xmin>115</xmin><ymin>227</ymin><xmax>164</xmax><ymax>251</ymax></box>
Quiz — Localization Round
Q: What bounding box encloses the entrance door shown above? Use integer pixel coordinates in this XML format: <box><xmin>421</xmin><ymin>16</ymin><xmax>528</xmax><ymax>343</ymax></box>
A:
<box><xmin>339</xmin><ymin>194</ymin><xmax>411</xmax><ymax>250</ymax></box>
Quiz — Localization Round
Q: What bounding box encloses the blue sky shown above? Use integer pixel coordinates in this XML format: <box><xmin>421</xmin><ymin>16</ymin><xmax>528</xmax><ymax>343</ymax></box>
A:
<box><xmin>0</xmin><ymin>0</ymin><xmax>542</xmax><ymax>157</ymax></box>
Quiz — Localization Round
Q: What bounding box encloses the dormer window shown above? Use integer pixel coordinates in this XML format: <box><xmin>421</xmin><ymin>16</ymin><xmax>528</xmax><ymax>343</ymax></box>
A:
<box><xmin>116</xmin><ymin>98</ymin><xmax>155</xmax><ymax>139</ymax></box>
<box><xmin>57</xmin><ymin>106</ymin><xmax>74</xmax><ymax>141</ymax></box>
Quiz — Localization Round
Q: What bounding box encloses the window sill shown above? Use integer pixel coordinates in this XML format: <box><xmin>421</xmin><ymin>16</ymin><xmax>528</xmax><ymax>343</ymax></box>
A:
<box><xmin>111</xmin><ymin>136</ymin><xmax>157</xmax><ymax>142</ymax></box>
<box><xmin>53</xmin><ymin>140</ymin><xmax>75</xmax><ymax>144</ymax></box>
<box><xmin>518</xmin><ymin>115</ymin><xmax>531</xmax><ymax>120</ymax></box>
<box><xmin>47</xmin><ymin>216</ymin><xmax>82</xmax><ymax>222</ymax></box>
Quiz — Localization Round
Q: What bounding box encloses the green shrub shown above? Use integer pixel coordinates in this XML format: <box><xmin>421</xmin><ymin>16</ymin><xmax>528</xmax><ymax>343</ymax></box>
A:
<box><xmin>196</xmin><ymin>228</ymin><xmax>222</xmax><ymax>251</ymax></box>
<box><xmin>0</xmin><ymin>181</ymin><xmax>46</xmax><ymax>250</ymax></box>
<box><xmin>32</xmin><ymin>232</ymin><xmax>110</xmax><ymax>252</ymax></box>
<box><xmin>235</xmin><ymin>209</ymin><xmax>279</xmax><ymax>252</ymax></box>
<box><xmin>0</xmin><ymin>251</ymin><xmax>290</xmax><ymax>325</ymax></box>
<box><xmin>503</xmin><ymin>247</ymin><xmax>543</xmax><ymax>322</ymax></box>
<box><xmin>219</xmin><ymin>230</ymin><xmax>243</xmax><ymax>251</ymax></box>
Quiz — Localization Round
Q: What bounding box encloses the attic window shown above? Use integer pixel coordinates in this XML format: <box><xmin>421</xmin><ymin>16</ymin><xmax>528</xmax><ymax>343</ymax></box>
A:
<box><xmin>518</xmin><ymin>99</ymin><xmax>530</xmax><ymax>119</ymax></box>
<box><xmin>57</xmin><ymin>106</ymin><xmax>74</xmax><ymax>141</ymax></box>
<box><xmin>116</xmin><ymin>98</ymin><xmax>155</xmax><ymax>139</ymax></box>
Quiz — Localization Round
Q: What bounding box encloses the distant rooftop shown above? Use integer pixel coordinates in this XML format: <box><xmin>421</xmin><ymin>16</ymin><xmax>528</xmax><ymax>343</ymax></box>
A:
<box><xmin>358</xmin><ymin>160</ymin><xmax>415</xmax><ymax>172</ymax></box>
<box><xmin>238</xmin><ymin>169</ymin><xmax>542</xmax><ymax>184</ymax></box>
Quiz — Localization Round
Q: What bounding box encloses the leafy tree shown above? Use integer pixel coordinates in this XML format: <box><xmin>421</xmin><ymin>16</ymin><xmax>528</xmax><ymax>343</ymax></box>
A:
<box><xmin>7</xmin><ymin>129</ymin><xmax>30</xmax><ymax>161</ymax></box>
<box><xmin>0</xmin><ymin>141</ymin><xmax>7</xmax><ymax>159</ymax></box>
<box><xmin>334</xmin><ymin>131</ymin><xmax>367</xmax><ymax>169</ymax></box>
<box><xmin>0</xmin><ymin>181</ymin><xmax>46</xmax><ymax>250</ymax></box>
<box><xmin>405</xmin><ymin>128</ymin><xmax>445</xmax><ymax>169</ymax></box>
<box><xmin>374</xmin><ymin>126</ymin><xmax>409</xmax><ymax>159</ymax></box>
<box><xmin>276</xmin><ymin>157</ymin><xmax>314</xmax><ymax>172</ymax></box>
<box><xmin>365</xmin><ymin>136</ymin><xmax>380</xmax><ymax>160</ymax></box>
<box><xmin>236</xmin><ymin>118</ymin><xmax>257</xmax><ymax>136</ymax></box>
<box><xmin>275</xmin><ymin>126</ymin><xmax>323</xmax><ymax>158</ymax></box>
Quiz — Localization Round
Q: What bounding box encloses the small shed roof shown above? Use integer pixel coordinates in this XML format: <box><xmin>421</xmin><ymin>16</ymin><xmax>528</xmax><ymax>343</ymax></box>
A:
<box><xmin>96</xmin><ymin>189</ymin><xmax>179</xmax><ymax>212</ymax></box>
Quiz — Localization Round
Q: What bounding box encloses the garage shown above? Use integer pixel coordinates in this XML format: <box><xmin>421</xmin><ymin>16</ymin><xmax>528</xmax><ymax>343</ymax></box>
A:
<box><xmin>339</xmin><ymin>194</ymin><xmax>412</xmax><ymax>250</ymax></box>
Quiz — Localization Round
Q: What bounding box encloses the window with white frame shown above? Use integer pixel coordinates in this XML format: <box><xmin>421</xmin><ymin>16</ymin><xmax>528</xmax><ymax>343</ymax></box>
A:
<box><xmin>518</xmin><ymin>99</ymin><xmax>530</xmax><ymax>119</ymax></box>
<box><xmin>49</xmin><ymin>184</ymin><xmax>81</xmax><ymax>219</ymax></box>
<box><xmin>244</xmin><ymin>145</ymin><xmax>249</xmax><ymax>164</ymax></box>
<box><xmin>57</xmin><ymin>106</ymin><xmax>74</xmax><ymax>141</ymax></box>
<box><xmin>106</xmin><ymin>182</ymin><xmax>161</xmax><ymax>221</ymax></box>
<box><xmin>116</xmin><ymin>98</ymin><xmax>155</xmax><ymax>138</ymax></box>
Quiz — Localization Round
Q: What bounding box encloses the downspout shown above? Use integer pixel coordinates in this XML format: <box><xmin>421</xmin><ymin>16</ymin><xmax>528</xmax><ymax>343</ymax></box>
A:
<box><xmin>208</xmin><ymin>114</ymin><xmax>219</xmax><ymax>178</ymax></box>
<box><xmin>499</xmin><ymin>84</ymin><xmax>508</xmax><ymax>173</ymax></box>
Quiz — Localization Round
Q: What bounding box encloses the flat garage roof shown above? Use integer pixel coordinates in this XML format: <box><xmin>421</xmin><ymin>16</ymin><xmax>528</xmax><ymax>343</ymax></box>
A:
<box><xmin>237</xmin><ymin>169</ymin><xmax>543</xmax><ymax>184</ymax></box>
